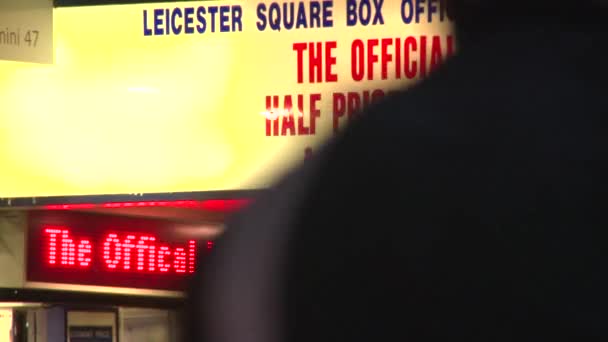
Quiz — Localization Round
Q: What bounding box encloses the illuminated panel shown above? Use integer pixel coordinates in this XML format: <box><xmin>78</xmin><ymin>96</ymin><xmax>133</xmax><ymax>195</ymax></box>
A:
<box><xmin>43</xmin><ymin>199</ymin><xmax>251</xmax><ymax>212</ymax></box>
<box><xmin>27</xmin><ymin>211</ymin><xmax>212</xmax><ymax>291</ymax></box>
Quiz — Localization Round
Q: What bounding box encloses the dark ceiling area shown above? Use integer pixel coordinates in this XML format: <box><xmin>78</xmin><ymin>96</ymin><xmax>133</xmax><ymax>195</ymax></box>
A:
<box><xmin>54</xmin><ymin>0</ymin><xmax>202</xmax><ymax>7</ymax></box>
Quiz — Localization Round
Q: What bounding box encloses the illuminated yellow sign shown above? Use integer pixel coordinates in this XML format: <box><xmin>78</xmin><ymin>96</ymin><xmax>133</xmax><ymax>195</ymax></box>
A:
<box><xmin>0</xmin><ymin>0</ymin><xmax>453</xmax><ymax>199</ymax></box>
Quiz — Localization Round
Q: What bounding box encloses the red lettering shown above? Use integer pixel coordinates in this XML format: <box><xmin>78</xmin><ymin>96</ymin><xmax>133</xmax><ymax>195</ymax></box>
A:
<box><xmin>136</xmin><ymin>236</ymin><xmax>155</xmax><ymax>271</ymax></box>
<box><xmin>158</xmin><ymin>246</ymin><xmax>171</xmax><ymax>272</ymax></box>
<box><xmin>372</xmin><ymin>89</ymin><xmax>385</xmax><ymax>102</ymax></box>
<box><xmin>103</xmin><ymin>234</ymin><xmax>122</xmax><ymax>269</ymax></box>
<box><xmin>332</xmin><ymin>89</ymin><xmax>387</xmax><ymax>133</ymax></box>
<box><xmin>293</xmin><ymin>42</ymin><xmax>307</xmax><ymax>83</ymax></box>
<box><xmin>294</xmin><ymin>41</ymin><xmax>338</xmax><ymax>83</ymax></box>
<box><xmin>395</xmin><ymin>37</ymin><xmax>402</xmax><ymax>78</ymax></box>
<box><xmin>430</xmin><ymin>35</ymin><xmax>443</xmax><ymax>72</ymax></box>
<box><xmin>173</xmin><ymin>247</ymin><xmax>187</xmax><ymax>273</ymax></box>
<box><xmin>381</xmin><ymin>38</ymin><xmax>393</xmax><ymax>80</ymax></box>
<box><xmin>44</xmin><ymin>228</ymin><xmax>91</xmax><ymax>268</ymax></box>
<box><xmin>44</xmin><ymin>228</ymin><xmax>62</xmax><ymax>265</ymax></box>
<box><xmin>367</xmin><ymin>39</ymin><xmax>379</xmax><ymax>80</ymax></box>
<box><xmin>265</xmin><ymin>95</ymin><xmax>280</xmax><ymax>136</ymax></box>
<box><xmin>189</xmin><ymin>240</ymin><xmax>196</xmax><ymax>274</ymax></box>
<box><xmin>404</xmin><ymin>36</ymin><xmax>417</xmax><ymax>79</ymax></box>
<box><xmin>325</xmin><ymin>41</ymin><xmax>338</xmax><ymax>82</ymax></box>
<box><xmin>349</xmin><ymin>36</ymin><xmax>452</xmax><ymax>81</ymax></box>
<box><xmin>363</xmin><ymin>90</ymin><xmax>371</xmax><ymax>107</ymax></box>
<box><xmin>309</xmin><ymin>42</ymin><xmax>323</xmax><ymax>83</ymax></box>
<box><xmin>347</xmin><ymin>92</ymin><xmax>361</xmax><ymax>121</ymax></box>
<box><xmin>267</xmin><ymin>94</ymin><xmax>322</xmax><ymax>137</ymax></box>
<box><xmin>420</xmin><ymin>36</ymin><xmax>427</xmax><ymax>78</ymax></box>
<box><xmin>310</xmin><ymin>93</ymin><xmax>321</xmax><ymax>134</ymax></box>
<box><xmin>122</xmin><ymin>235</ymin><xmax>136</xmax><ymax>270</ymax></box>
<box><xmin>148</xmin><ymin>237</ymin><xmax>157</xmax><ymax>271</ymax></box>
<box><xmin>333</xmin><ymin>92</ymin><xmax>345</xmax><ymax>134</ymax></box>
<box><xmin>61</xmin><ymin>230</ymin><xmax>76</xmax><ymax>266</ymax></box>
<box><xmin>296</xmin><ymin>94</ymin><xmax>309</xmax><ymax>135</ymax></box>
<box><xmin>77</xmin><ymin>240</ymin><xmax>92</xmax><ymax>267</ymax></box>
<box><xmin>265</xmin><ymin>95</ymin><xmax>272</xmax><ymax>136</ymax></box>
<box><xmin>43</xmin><ymin>229</ymin><xmax>202</xmax><ymax>275</ymax></box>
<box><xmin>351</xmin><ymin>39</ymin><xmax>365</xmax><ymax>81</ymax></box>
<box><xmin>266</xmin><ymin>96</ymin><xmax>272</xmax><ymax>137</ymax></box>
<box><xmin>281</xmin><ymin>95</ymin><xmax>296</xmax><ymax>136</ymax></box>
<box><xmin>273</xmin><ymin>96</ymin><xmax>280</xmax><ymax>135</ymax></box>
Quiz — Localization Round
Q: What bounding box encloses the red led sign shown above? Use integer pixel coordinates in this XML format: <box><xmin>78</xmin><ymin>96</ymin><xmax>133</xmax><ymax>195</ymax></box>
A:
<box><xmin>27</xmin><ymin>211</ymin><xmax>213</xmax><ymax>291</ymax></box>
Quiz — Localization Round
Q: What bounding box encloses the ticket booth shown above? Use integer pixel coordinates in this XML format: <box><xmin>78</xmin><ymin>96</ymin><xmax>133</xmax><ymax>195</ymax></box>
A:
<box><xmin>0</xmin><ymin>204</ymin><xmax>241</xmax><ymax>342</ymax></box>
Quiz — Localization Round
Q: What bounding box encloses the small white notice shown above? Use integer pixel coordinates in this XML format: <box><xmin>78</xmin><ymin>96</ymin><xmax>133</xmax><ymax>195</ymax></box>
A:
<box><xmin>0</xmin><ymin>0</ymin><xmax>53</xmax><ymax>64</ymax></box>
<box><xmin>0</xmin><ymin>309</ymin><xmax>13</xmax><ymax>342</ymax></box>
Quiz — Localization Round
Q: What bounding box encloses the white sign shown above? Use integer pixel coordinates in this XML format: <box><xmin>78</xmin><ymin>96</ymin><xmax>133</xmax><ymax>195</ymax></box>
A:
<box><xmin>0</xmin><ymin>0</ymin><xmax>53</xmax><ymax>63</ymax></box>
<box><xmin>0</xmin><ymin>309</ymin><xmax>12</xmax><ymax>342</ymax></box>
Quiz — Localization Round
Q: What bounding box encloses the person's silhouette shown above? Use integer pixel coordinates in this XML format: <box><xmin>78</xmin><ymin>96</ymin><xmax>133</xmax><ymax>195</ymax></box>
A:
<box><xmin>187</xmin><ymin>1</ymin><xmax>608</xmax><ymax>341</ymax></box>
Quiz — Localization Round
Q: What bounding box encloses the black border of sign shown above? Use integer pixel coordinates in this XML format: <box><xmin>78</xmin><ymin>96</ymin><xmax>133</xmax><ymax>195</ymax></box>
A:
<box><xmin>54</xmin><ymin>0</ymin><xmax>204</xmax><ymax>7</ymax></box>
<box><xmin>0</xmin><ymin>288</ymin><xmax>184</xmax><ymax>309</ymax></box>
<box><xmin>0</xmin><ymin>189</ymin><xmax>264</xmax><ymax>208</ymax></box>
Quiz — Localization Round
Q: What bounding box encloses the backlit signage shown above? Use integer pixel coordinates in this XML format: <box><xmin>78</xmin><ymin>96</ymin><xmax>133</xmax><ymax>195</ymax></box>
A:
<box><xmin>0</xmin><ymin>0</ymin><xmax>453</xmax><ymax>200</ymax></box>
<box><xmin>27</xmin><ymin>211</ymin><xmax>213</xmax><ymax>291</ymax></box>
<box><xmin>43</xmin><ymin>228</ymin><xmax>196</xmax><ymax>273</ymax></box>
